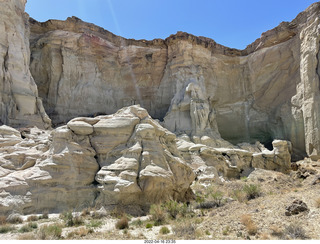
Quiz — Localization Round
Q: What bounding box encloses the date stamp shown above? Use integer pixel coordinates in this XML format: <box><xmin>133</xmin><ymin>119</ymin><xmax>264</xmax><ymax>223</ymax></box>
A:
<box><xmin>144</xmin><ymin>240</ymin><xmax>176</xmax><ymax>244</ymax></box>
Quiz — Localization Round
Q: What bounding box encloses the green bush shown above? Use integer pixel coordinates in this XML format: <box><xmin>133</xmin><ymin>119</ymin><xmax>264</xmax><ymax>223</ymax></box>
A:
<box><xmin>149</xmin><ymin>204</ymin><xmax>166</xmax><ymax>226</ymax></box>
<box><xmin>145</xmin><ymin>223</ymin><xmax>153</xmax><ymax>229</ymax></box>
<box><xmin>0</xmin><ymin>225</ymin><xmax>15</xmax><ymax>234</ymax></box>
<box><xmin>243</xmin><ymin>184</ymin><xmax>261</xmax><ymax>200</ymax></box>
<box><xmin>60</xmin><ymin>211</ymin><xmax>83</xmax><ymax>227</ymax></box>
<box><xmin>160</xmin><ymin>226</ymin><xmax>170</xmax><ymax>235</ymax></box>
<box><xmin>38</xmin><ymin>224</ymin><xmax>62</xmax><ymax>240</ymax></box>
<box><xmin>86</xmin><ymin>220</ymin><xmax>103</xmax><ymax>228</ymax></box>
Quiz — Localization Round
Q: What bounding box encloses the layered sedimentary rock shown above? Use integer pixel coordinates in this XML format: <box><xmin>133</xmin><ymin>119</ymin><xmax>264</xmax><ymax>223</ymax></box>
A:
<box><xmin>0</xmin><ymin>106</ymin><xmax>196</xmax><ymax>215</ymax></box>
<box><xmin>0</xmin><ymin>105</ymin><xmax>292</xmax><ymax>215</ymax></box>
<box><xmin>28</xmin><ymin>3</ymin><xmax>320</xmax><ymax>160</ymax></box>
<box><xmin>0</xmin><ymin>0</ymin><xmax>50</xmax><ymax>129</ymax></box>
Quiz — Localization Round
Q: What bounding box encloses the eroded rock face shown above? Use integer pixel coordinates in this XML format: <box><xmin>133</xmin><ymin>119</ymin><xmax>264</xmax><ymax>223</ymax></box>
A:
<box><xmin>0</xmin><ymin>0</ymin><xmax>50</xmax><ymax>129</ymax></box>
<box><xmin>0</xmin><ymin>106</ymin><xmax>195</xmax><ymax>215</ymax></box>
<box><xmin>28</xmin><ymin>3</ymin><xmax>320</xmax><ymax>160</ymax></box>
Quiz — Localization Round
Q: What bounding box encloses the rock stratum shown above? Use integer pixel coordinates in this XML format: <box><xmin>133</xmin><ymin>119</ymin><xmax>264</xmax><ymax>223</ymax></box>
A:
<box><xmin>0</xmin><ymin>0</ymin><xmax>320</xmax><ymax>215</ymax></box>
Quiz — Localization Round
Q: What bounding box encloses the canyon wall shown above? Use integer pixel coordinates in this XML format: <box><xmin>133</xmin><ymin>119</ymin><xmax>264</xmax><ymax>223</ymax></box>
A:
<box><xmin>0</xmin><ymin>0</ymin><xmax>50</xmax><ymax>129</ymax></box>
<box><xmin>28</xmin><ymin>3</ymin><xmax>320</xmax><ymax>160</ymax></box>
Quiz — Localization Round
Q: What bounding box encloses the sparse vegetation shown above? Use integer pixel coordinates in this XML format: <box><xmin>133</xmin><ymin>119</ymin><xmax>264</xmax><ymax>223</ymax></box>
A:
<box><xmin>60</xmin><ymin>211</ymin><xmax>84</xmax><ymax>227</ymax></box>
<box><xmin>173</xmin><ymin>221</ymin><xmax>196</xmax><ymax>239</ymax></box>
<box><xmin>222</xmin><ymin>226</ymin><xmax>230</xmax><ymax>236</ymax></box>
<box><xmin>115</xmin><ymin>215</ymin><xmax>129</xmax><ymax>230</ymax></box>
<box><xmin>149</xmin><ymin>204</ymin><xmax>166</xmax><ymax>226</ymax></box>
<box><xmin>160</xmin><ymin>226</ymin><xmax>170</xmax><ymax>235</ymax></box>
<box><xmin>242</xmin><ymin>184</ymin><xmax>261</xmax><ymax>200</ymax></box>
<box><xmin>27</xmin><ymin>215</ymin><xmax>39</xmax><ymax>222</ymax></box>
<box><xmin>86</xmin><ymin>219</ymin><xmax>103</xmax><ymax>228</ymax></box>
<box><xmin>0</xmin><ymin>225</ymin><xmax>15</xmax><ymax>234</ymax></box>
<box><xmin>283</xmin><ymin>222</ymin><xmax>308</xmax><ymax>240</ymax></box>
<box><xmin>18</xmin><ymin>222</ymin><xmax>38</xmax><ymax>233</ymax></box>
<box><xmin>241</xmin><ymin>214</ymin><xmax>258</xmax><ymax>235</ymax></box>
<box><xmin>6</xmin><ymin>214</ymin><xmax>23</xmax><ymax>224</ymax></box>
<box><xmin>0</xmin><ymin>216</ymin><xmax>7</xmax><ymax>225</ymax></box>
<box><xmin>37</xmin><ymin>224</ymin><xmax>63</xmax><ymax>240</ymax></box>
<box><xmin>145</xmin><ymin>223</ymin><xmax>153</xmax><ymax>229</ymax></box>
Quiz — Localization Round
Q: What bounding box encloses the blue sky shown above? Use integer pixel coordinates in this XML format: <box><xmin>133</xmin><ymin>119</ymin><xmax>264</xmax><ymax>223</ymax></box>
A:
<box><xmin>26</xmin><ymin>0</ymin><xmax>319</xmax><ymax>49</ymax></box>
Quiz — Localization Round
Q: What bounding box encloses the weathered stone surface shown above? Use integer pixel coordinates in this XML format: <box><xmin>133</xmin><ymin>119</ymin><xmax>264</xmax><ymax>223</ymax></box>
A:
<box><xmin>27</xmin><ymin>3</ymin><xmax>320</xmax><ymax>160</ymax></box>
<box><xmin>0</xmin><ymin>106</ymin><xmax>195</xmax><ymax>215</ymax></box>
<box><xmin>285</xmin><ymin>199</ymin><xmax>309</xmax><ymax>216</ymax></box>
<box><xmin>0</xmin><ymin>0</ymin><xmax>50</xmax><ymax>129</ymax></box>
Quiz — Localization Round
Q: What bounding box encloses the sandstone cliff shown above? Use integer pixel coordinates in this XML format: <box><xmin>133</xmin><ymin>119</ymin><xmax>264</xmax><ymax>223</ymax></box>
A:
<box><xmin>0</xmin><ymin>0</ymin><xmax>50</xmax><ymax>129</ymax></box>
<box><xmin>28</xmin><ymin>3</ymin><xmax>320</xmax><ymax>160</ymax></box>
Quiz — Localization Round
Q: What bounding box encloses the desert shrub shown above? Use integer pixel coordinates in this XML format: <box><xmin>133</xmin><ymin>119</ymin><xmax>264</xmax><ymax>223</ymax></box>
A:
<box><xmin>27</xmin><ymin>215</ymin><xmax>39</xmax><ymax>222</ymax></box>
<box><xmin>131</xmin><ymin>218</ymin><xmax>143</xmax><ymax>227</ymax></box>
<box><xmin>173</xmin><ymin>221</ymin><xmax>196</xmax><ymax>239</ymax></box>
<box><xmin>241</xmin><ymin>214</ymin><xmax>258</xmax><ymax>235</ymax></box>
<box><xmin>283</xmin><ymin>222</ymin><xmax>308</xmax><ymax>240</ymax></box>
<box><xmin>205</xmin><ymin>230</ymin><xmax>210</xmax><ymax>235</ymax></box>
<box><xmin>60</xmin><ymin>211</ymin><xmax>83</xmax><ymax>227</ymax></box>
<box><xmin>86</xmin><ymin>219</ymin><xmax>103</xmax><ymax>228</ymax></box>
<box><xmin>149</xmin><ymin>204</ymin><xmax>166</xmax><ymax>226</ymax></box>
<box><xmin>145</xmin><ymin>223</ymin><xmax>153</xmax><ymax>229</ymax></box>
<box><xmin>232</xmin><ymin>189</ymin><xmax>248</xmax><ymax>203</ymax></box>
<box><xmin>39</xmin><ymin>212</ymin><xmax>49</xmax><ymax>220</ymax></box>
<box><xmin>67</xmin><ymin>227</ymin><xmax>89</xmax><ymax>239</ymax></box>
<box><xmin>163</xmin><ymin>200</ymin><xmax>189</xmax><ymax>219</ymax></box>
<box><xmin>115</xmin><ymin>215</ymin><xmax>129</xmax><ymax>230</ymax></box>
<box><xmin>0</xmin><ymin>225</ymin><xmax>15</xmax><ymax>234</ymax></box>
<box><xmin>243</xmin><ymin>184</ymin><xmax>261</xmax><ymax>200</ymax></box>
<box><xmin>19</xmin><ymin>222</ymin><xmax>38</xmax><ymax>233</ymax></box>
<box><xmin>0</xmin><ymin>215</ymin><xmax>7</xmax><ymax>225</ymax></box>
<box><xmin>270</xmin><ymin>225</ymin><xmax>283</xmax><ymax>237</ymax></box>
<box><xmin>37</xmin><ymin>224</ymin><xmax>63</xmax><ymax>240</ymax></box>
<box><xmin>160</xmin><ymin>226</ymin><xmax>170</xmax><ymax>235</ymax></box>
<box><xmin>6</xmin><ymin>214</ymin><xmax>23</xmax><ymax>224</ymax></box>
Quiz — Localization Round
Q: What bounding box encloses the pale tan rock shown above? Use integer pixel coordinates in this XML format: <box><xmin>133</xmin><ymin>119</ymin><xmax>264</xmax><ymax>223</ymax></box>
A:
<box><xmin>0</xmin><ymin>0</ymin><xmax>50</xmax><ymax>129</ymax></box>
<box><xmin>28</xmin><ymin>3</ymin><xmax>320</xmax><ymax>160</ymax></box>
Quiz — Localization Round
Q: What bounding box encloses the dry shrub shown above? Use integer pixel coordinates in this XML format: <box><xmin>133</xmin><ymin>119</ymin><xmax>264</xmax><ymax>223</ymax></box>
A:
<box><xmin>0</xmin><ymin>215</ymin><xmax>7</xmax><ymax>225</ymax></box>
<box><xmin>67</xmin><ymin>227</ymin><xmax>89</xmax><ymax>239</ymax></box>
<box><xmin>232</xmin><ymin>190</ymin><xmax>248</xmax><ymax>203</ymax></box>
<box><xmin>27</xmin><ymin>215</ymin><xmax>39</xmax><ymax>222</ymax></box>
<box><xmin>284</xmin><ymin>222</ymin><xmax>308</xmax><ymax>240</ymax></box>
<box><xmin>115</xmin><ymin>215</ymin><xmax>129</xmax><ymax>230</ymax></box>
<box><xmin>259</xmin><ymin>233</ymin><xmax>270</xmax><ymax>240</ymax></box>
<box><xmin>81</xmin><ymin>208</ymin><xmax>91</xmax><ymax>217</ymax></box>
<box><xmin>240</xmin><ymin>214</ymin><xmax>258</xmax><ymax>235</ymax></box>
<box><xmin>173</xmin><ymin>221</ymin><xmax>196</xmax><ymax>239</ymax></box>
<box><xmin>18</xmin><ymin>233</ymin><xmax>37</xmax><ymax>240</ymax></box>
<box><xmin>6</xmin><ymin>214</ymin><xmax>23</xmax><ymax>224</ymax></box>
<box><xmin>270</xmin><ymin>225</ymin><xmax>283</xmax><ymax>237</ymax></box>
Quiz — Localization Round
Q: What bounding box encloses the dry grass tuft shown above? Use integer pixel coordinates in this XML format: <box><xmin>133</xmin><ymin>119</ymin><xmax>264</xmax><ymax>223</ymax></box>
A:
<box><xmin>115</xmin><ymin>215</ymin><xmax>129</xmax><ymax>230</ymax></box>
<box><xmin>27</xmin><ymin>215</ymin><xmax>39</xmax><ymax>222</ymax></box>
<box><xmin>240</xmin><ymin>214</ymin><xmax>258</xmax><ymax>235</ymax></box>
<box><xmin>0</xmin><ymin>215</ymin><xmax>7</xmax><ymax>225</ymax></box>
<box><xmin>314</xmin><ymin>197</ymin><xmax>320</xmax><ymax>208</ymax></box>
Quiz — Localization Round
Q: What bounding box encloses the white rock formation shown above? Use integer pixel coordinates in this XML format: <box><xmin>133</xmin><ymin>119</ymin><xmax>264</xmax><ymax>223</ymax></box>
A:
<box><xmin>0</xmin><ymin>106</ymin><xmax>195</xmax><ymax>215</ymax></box>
